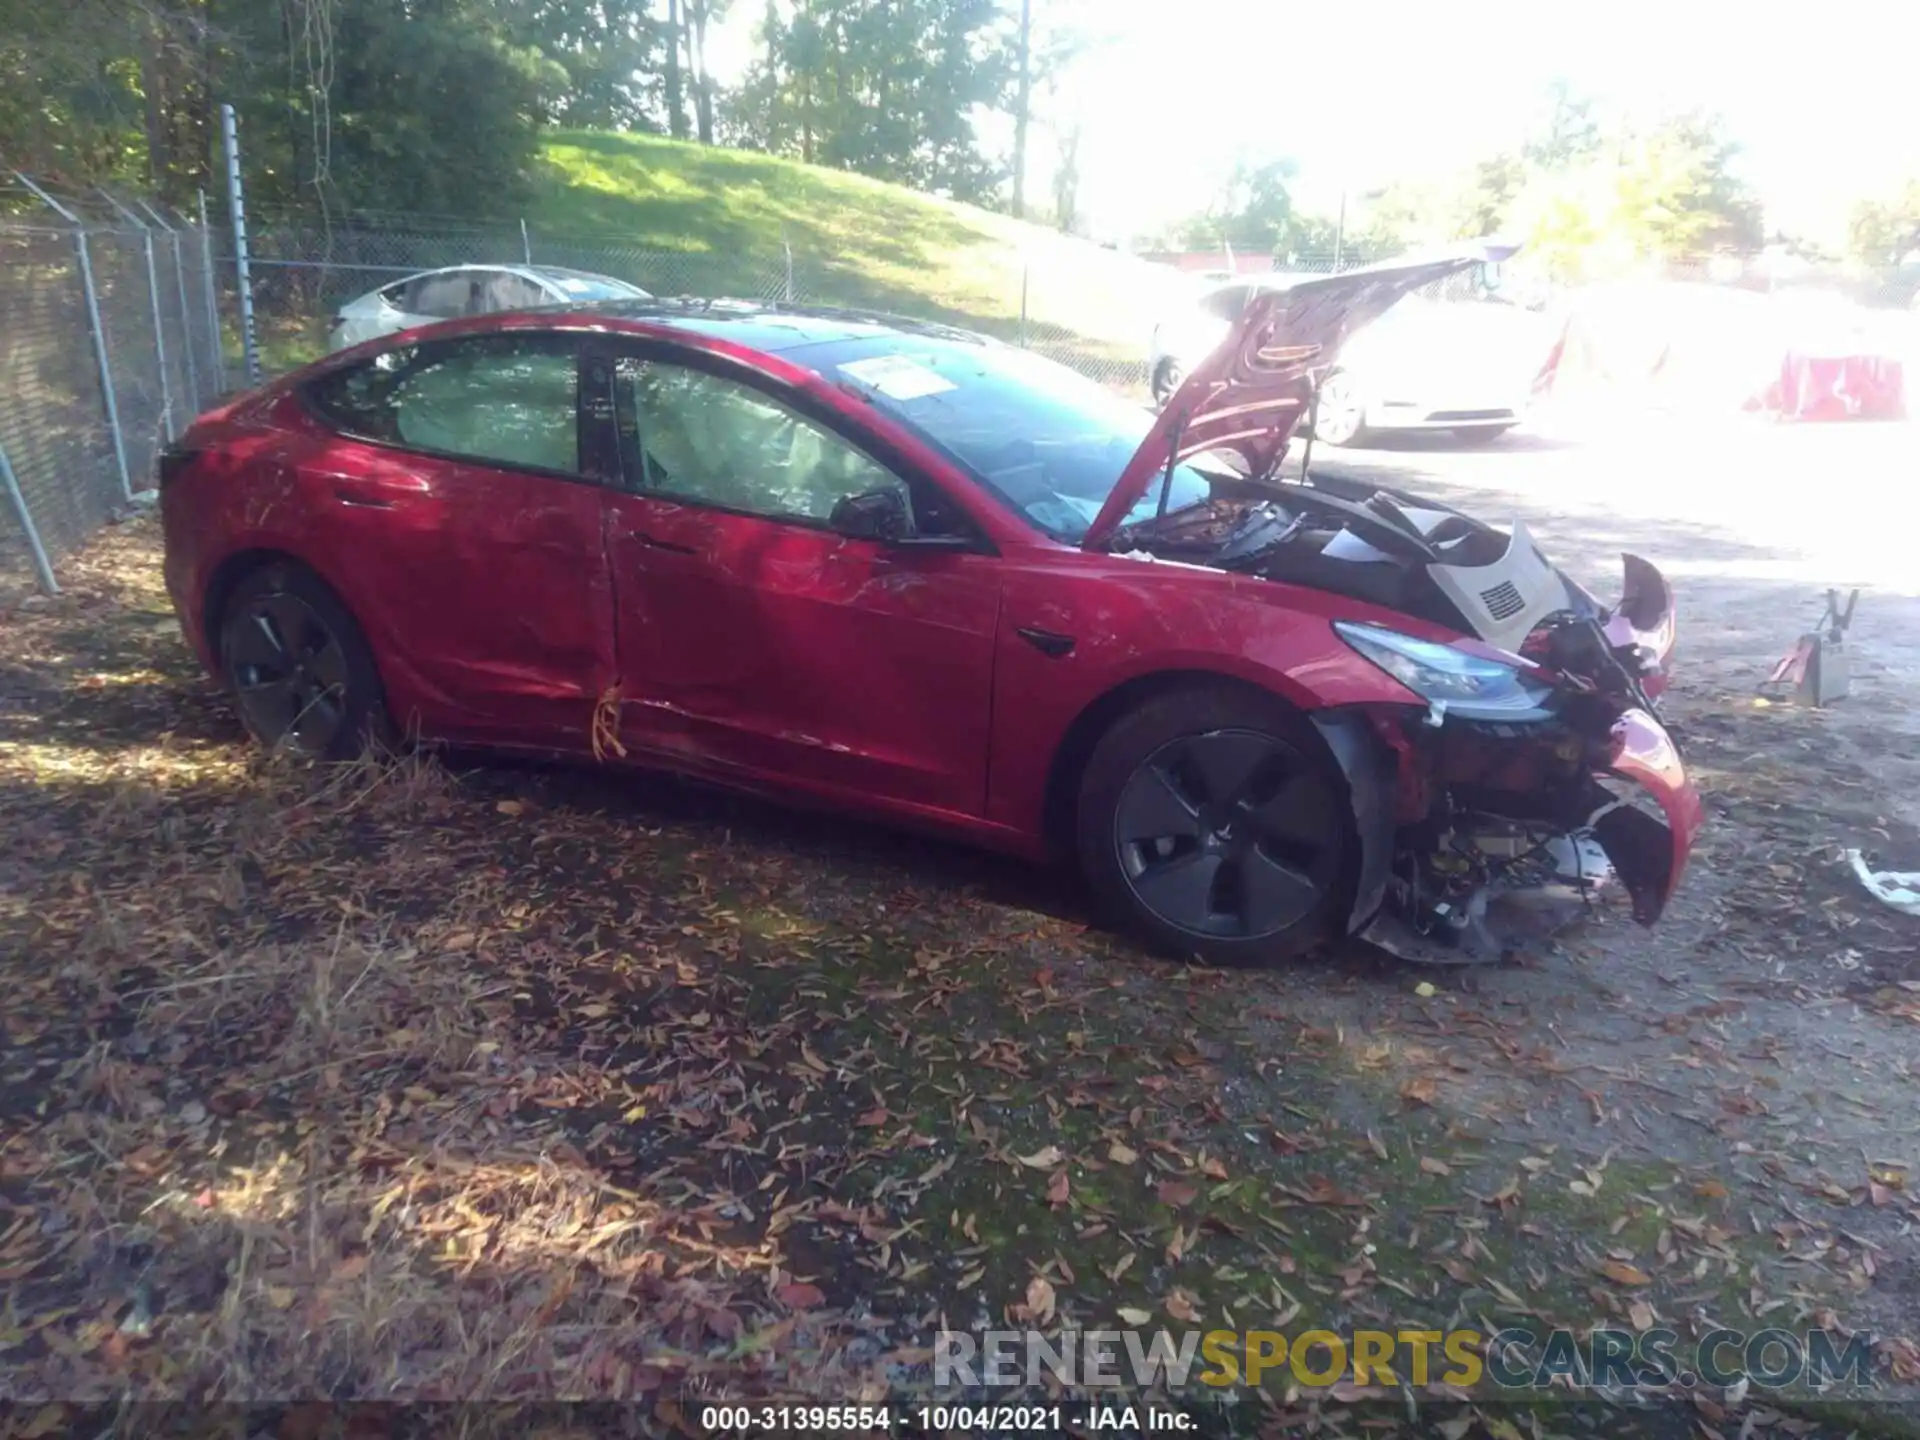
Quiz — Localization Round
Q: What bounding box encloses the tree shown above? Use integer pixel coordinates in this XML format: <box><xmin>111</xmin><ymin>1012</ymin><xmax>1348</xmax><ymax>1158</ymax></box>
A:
<box><xmin>1010</xmin><ymin>0</ymin><xmax>1031</xmax><ymax>217</ymax></box>
<box><xmin>1848</xmin><ymin>181</ymin><xmax>1920</xmax><ymax>264</ymax></box>
<box><xmin>734</xmin><ymin>0</ymin><xmax>1011</xmax><ymax>202</ymax></box>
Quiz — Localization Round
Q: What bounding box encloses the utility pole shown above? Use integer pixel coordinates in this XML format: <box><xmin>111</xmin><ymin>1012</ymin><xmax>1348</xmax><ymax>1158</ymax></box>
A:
<box><xmin>1011</xmin><ymin>0</ymin><xmax>1032</xmax><ymax>219</ymax></box>
<box><xmin>1333</xmin><ymin>189</ymin><xmax>1347</xmax><ymax>273</ymax></box>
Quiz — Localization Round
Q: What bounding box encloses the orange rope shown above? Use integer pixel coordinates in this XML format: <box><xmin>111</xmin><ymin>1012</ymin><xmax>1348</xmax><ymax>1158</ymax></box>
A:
<box><xmin>590</xmin><ymin>682</ymin><xmax>627</xmax><ymax>762</ymax></box>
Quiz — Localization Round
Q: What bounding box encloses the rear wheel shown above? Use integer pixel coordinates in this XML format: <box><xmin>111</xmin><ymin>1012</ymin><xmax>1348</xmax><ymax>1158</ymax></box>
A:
<box><xmin>1075</xmin><ymin>686</ymin><xmax>1353</xmax><ymax>966</ymax></box>
<box><xmin>217</xmin><ymin>562</ymin><xmax>389</xmax><ymax>761</ymax></box>
<box><xmin>1311</xmin><ymin>371</ymin><xmax>1369</xmax><ymax>446</ymax></box>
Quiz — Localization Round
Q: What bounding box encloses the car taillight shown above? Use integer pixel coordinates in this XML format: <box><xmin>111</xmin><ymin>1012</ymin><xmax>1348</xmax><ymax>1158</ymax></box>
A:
<box><xmin>157</xmin><ymin>445</ymin><xmax>201</xmax><ymax>489</ymax></box>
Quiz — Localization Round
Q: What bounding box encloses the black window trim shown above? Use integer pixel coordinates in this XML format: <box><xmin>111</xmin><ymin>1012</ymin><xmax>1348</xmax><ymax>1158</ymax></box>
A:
<box><xmin>297</xmin><ymin>329</ymin><xmax>618</xmax><ymax>490</ymax></box>
<box><xmin>582</xmin><ymin>335</ymin><xmax>998</xmax><ymax>554</ymax></box>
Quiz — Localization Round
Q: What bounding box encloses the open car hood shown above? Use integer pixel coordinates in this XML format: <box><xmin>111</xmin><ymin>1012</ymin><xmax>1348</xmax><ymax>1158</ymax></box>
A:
<box><xmin>1083</xmin><ymin>243</ymin><xmax>1520</xmax><ymax>550</ymax></box>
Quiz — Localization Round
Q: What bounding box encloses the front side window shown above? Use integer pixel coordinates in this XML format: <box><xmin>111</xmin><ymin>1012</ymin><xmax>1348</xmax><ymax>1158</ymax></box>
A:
<box><xmin>306</xmin><ymin>332</ymin><xmax>581</xmax><ymax>475</ymax></box>
<box><xmin>403</xmin><ymin>271</ymin><xmax>485</xmax><ymax>318</ymax></box>
<box><xmin>614</xmin><ymin>358</ymin><xmax>907</xmax><ymax>525</ymax></box>
<box><xmin>482</xmin><ymin>272</ymin><xmax>551</xmax><ymax>312</ymax></box>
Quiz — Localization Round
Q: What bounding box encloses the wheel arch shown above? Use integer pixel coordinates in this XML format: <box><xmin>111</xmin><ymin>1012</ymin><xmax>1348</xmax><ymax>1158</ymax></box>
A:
<box><xmin>1040</xmin><ymin>668</ymin><xmax>1318</xmax><ymax>860</ymax></box>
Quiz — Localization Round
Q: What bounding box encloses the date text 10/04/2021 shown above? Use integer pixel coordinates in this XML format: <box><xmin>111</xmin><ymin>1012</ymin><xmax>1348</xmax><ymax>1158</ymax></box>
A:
<box><xmin>697</xmin><ymin>1405</ymin><xmax>1193</xmax><ymax>1433</ymax></box>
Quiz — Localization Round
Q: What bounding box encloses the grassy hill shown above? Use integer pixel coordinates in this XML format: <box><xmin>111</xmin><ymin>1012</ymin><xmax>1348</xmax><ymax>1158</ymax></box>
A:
<box><xmin>529</xmin><ymin>131</ymin><xmax>1187</xmax><ymax>373</ymax></box>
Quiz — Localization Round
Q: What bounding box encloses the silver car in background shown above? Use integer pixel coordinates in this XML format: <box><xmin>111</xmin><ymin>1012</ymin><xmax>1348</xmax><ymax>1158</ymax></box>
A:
<box><xmin>327</xmin><ymin>264</ymin><xmax>652</xmax><ymax>351</ymax></box>
<box><xmin>1147</xmin><ymin>275</ymin><xmax>1548</xmax><ymax>446</ymax></box>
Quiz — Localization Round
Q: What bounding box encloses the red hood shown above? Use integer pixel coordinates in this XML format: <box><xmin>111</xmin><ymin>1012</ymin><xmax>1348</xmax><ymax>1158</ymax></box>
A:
<box><xmin>1083</xmin><ymin>243</ymin><xmax>1520</xmax><ymax>549</ymax></box>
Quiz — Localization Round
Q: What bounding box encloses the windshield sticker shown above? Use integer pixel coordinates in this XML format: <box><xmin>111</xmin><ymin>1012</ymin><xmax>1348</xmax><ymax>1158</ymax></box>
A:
<box><xmin>839</xmin><ymin>355</ymin><xmax>957</xmax><ymax>401</ymax></box>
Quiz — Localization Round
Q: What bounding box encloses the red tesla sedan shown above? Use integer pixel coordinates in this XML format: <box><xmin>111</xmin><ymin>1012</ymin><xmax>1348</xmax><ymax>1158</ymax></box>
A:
<box><xmin>160</xmin><ymin>250</ymin><xmax>1702</xmax><ymax>966</ymax></box>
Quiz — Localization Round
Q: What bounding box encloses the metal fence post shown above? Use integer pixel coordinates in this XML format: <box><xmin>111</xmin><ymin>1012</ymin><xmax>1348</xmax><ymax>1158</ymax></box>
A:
<box><xmin>139</xmin><ymin>197</ymin><xmax>201</xmax><ymax>417</ymax></box>
<box><xmin>1019</xmin><ymin>263</ymin><xmax>1030</xmax><ymax>347</ymax></box>
<box><xmin>198</xmin><ymin>190</ymin><xmax>226</xmax><ymax>394</ymax></box>
<box><xmin>99</xmin><ymin>189</ymin><xmax>177</xmax><ymax>442</ymax></box>
<box><xmin>15</xmin><ymin>172</ymin><xmax>135</xmax><ymax>503</ymax></box>
<box><xmin>221</xmin><ymin>103</ymin><xmax>262</xmax><ymax>385</ymax></box>
<box><xmin>0</xmin><ymin>439</ymin><xmax>59</xmax><ymax>596</ymax></box>
<box><xmin>520</xmin><ymin>218</ymin><xmax>533</xmax><ymax>265</ymax></box>
<box><xmin>784</xmin><ymin>237</ymin><xmax>795</xmax><ymax>303</ymax></box>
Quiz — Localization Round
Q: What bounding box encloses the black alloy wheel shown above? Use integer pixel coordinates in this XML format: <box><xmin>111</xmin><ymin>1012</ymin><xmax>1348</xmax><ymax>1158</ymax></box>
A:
<box><xmin>1077</xmin><ymin>687</ymin><xmax>1353</xmax><ymax>966</ymax></box>
<box><xmin>218</xmin><ymin>563</ymin><xmax>387</xmax><ymax>760</ymax></box>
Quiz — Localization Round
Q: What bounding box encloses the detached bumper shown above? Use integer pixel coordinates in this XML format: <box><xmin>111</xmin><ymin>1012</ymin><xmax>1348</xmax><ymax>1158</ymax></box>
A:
<box><xmin>1592</xmin><ymin>708</ymin><xmax>1703</xmax><ymax>925</ymax></box>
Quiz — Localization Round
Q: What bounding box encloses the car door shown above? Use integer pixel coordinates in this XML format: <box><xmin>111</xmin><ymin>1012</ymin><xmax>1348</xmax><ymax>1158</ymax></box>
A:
<box><xmin>594</xmin><ymin>343</ymin><xmax>1003</xmax><ymax>818</ymax></box>
<box><xmin>297</xmin><ymin>329</ymin><xmax>619</xmax><ymax>746</ymax></box>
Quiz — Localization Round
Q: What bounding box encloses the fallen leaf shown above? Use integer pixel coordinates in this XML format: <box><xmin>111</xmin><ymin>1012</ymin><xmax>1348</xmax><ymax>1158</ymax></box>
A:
<box><xmin>495</xmin><ymin>800</ymin><xmax>524</xmax><ymax>815</ymax></box>
<box><xmin>1164</xmin><ymin>1289</ymin><xmax>1199</xmax><ymax>1322</ymax></box>
<box><xmin>1156</xmin><ymin>1180</ymin><xmax>1198</xmax><ymax>1208</ymax></box>
<box><xmin>1017</xmin><ymin>1146</ymin><xmax>1065</xmax><ymax>1170</ymax></box>
<box><xmin>1199</xmin><ymin>1156</ymin><xmax>1229</xmax><ymax>1181</ymax></box>
<box><xmin>1026</xmin><ymin>1276</ymin><xmax>1056</xmax><ymax>1323</ymax></box>
<box><xmin>1400</xmin><ymin>1076</ymin><xmax>1438</xmax><ymax>1107</ymax></box>
<box><xmin>1117</xmin><ymin>1307</ymin><xmax>1151</xmax><ymax>1326</ymax></box>
<box><xmin>776</xmin><ymin>1282</ymin><xmax>826</xmax><ymax>1309</ymax></box>
<box><xmin>1414</xmin><ymin>981</ymin><xmax>1437</xmax><ymax>998</ymax></box>
<box><xmin>266</xmin><ymin>1286</ymin><xmax>296</xmax><ymax>1310</ymax></box>
<box><xmin>1628</xmin><ymin>1298</ymin><xmax>1656</xmax><ymax>1332</ymax></box>
<box><xmin>1598</xmin><ymin>1260</ymin><xmax>1652</xmax><ymax>1287</ymax></box>
<box><xmin>1046</xmin><ymin>1170</ymin><xmax>1071</xmax><ymax>1207</ymax></box>
<box><xmin>1419</xmin><ymin>1156</ymin><xmax>1453</xmax><ymax>1177</ymax></box>
<box><xmin>1107</xmin><ymin>1141</ymin><xmax>1139</xmax><ymax>1166</ymax></box>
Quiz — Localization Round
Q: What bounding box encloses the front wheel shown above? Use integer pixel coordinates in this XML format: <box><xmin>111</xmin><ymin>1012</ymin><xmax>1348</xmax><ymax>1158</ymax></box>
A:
<box><xmin>1150</xmin><ymin>359</ymin><xmax>1185</xmax><ymax>411</ymax></box>
<box><xmin>218</xmin><ymin>561</ymin><xmax>390</xmax><ymax>761</ymax></box>
<box><xmin>1075</xmin><ymin>686</ymin><xmax>1354</xmax><ymax>966</ymax></box>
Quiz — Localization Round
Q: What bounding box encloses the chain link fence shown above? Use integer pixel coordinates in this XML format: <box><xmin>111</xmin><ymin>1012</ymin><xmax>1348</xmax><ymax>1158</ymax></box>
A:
<box><xmin>0</xmin><ymin>176</ymin><xmax>224</xmax><ymax>604</ymax></box>
<box><xmin>10</xmin><ymin>181</ymin><xmax>1920</xmax><ymax>601</ymax></box>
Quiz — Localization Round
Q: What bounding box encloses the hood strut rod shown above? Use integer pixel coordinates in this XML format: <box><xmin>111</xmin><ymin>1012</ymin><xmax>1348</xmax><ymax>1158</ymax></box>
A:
<box><xmin>1155</xmin><ymin>407</ymin><xmax>1188</xmax><ymax>520</ymax></box>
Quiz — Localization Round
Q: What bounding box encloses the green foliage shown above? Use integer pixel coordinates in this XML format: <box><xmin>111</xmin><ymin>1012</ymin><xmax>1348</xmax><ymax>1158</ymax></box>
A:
<box><xmin>1848</xmin><ymin>180</ymin><xmax>1920</xmax><ymax>265</ymax></box>
<box><xmin>0</xmin><ymin>0</ymin><xmax>1031</xmax><ymax>221</ymax></box>
<box><xmin>729</xmin><ymin>0</ymin><xmax>1014</xmax><ymax>204</ymax></box>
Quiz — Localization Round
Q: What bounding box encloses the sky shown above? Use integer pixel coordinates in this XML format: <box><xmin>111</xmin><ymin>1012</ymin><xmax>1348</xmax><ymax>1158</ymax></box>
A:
<box><xmin>706</xmin><ymin>0</ymin><xmax>1920</xmax><ymax>246</ymax></box>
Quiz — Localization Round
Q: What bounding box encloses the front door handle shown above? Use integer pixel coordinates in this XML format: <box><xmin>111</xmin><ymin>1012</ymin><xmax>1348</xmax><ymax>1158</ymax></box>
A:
<box><xmin>631</xmin><ymin>531</ymin><xmax>699</xmax><ymax>555</ymax></box>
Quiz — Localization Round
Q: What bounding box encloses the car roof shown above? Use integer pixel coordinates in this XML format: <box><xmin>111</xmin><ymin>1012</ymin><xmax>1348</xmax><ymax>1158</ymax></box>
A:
<box><xmin>545</xmin><ymin>298</ymin><xmax>997</xmax><ymax>356</ymax></box>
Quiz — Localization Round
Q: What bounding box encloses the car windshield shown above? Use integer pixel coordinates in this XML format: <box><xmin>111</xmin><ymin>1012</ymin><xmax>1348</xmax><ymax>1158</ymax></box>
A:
<box><xmin>790</xmin><ymin>335</ymin><xmax>1221</xmax><ymax>542</ymax></box>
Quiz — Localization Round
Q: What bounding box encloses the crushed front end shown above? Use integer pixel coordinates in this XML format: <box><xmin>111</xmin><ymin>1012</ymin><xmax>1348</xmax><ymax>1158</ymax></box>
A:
<box><xmin>1318</xmin><ymin>582</ymin><xmax>1703</xmax><ymax>965</ymax></box>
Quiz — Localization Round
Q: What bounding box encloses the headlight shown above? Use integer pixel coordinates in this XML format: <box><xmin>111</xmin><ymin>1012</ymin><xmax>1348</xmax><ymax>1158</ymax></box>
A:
<box><xmin>1334</xmin><ymin>621</ymin><xmax>1555</xmax><ymax>720</ymax></box>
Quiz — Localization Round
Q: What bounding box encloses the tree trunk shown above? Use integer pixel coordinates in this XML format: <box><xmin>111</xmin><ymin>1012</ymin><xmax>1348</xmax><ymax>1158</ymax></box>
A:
<box><xmin>664</xmin><ymin>0</ymin><xmax>688</xmax><ymax>138</ymax></box>
<box><xmin>689</xmin><ymin>1</ymin><xmax>713</xmax><ymax>143</ymax></box>
<box><xmin>1011</xmin><ymin>0</ymin><xmax>1031</xmax><ymax>218</ymax></box>
<box><xmin>141</xmin><ymin>13</ymin><xmax>172</xmax><ymax>193</ymax></box>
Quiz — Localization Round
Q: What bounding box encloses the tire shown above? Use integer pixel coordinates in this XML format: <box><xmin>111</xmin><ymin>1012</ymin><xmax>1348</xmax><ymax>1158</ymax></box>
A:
<box><xmin>1311</xmin><ymin>370</ymin><xmax>1369</xmax><ymax>447</ymax></box>
<box><xmin>1450</xmin><ymin>424</ymin><xmax>1515</xmax><ymax>445</ymax></box>
<box><xmin>217</xmin><ymin>561</ymin><xmax>390</xmax><ymax>761</ymax></box>
<box><xmin>1075</xmin><ymin>685</ymin><xmax>1355</xmax><ymax>966</ymax></box>
<box><xmin>1150</xmin><ymin>359</ymin><xmax>1185</xmax><ymax>411</ymax></box>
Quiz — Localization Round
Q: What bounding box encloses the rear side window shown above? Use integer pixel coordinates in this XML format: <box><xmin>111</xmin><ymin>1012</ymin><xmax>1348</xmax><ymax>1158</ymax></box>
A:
<box><xmin>305</xmin><ymin>332</ymin><xmax>583</xmax><ymax>475</ymax></box>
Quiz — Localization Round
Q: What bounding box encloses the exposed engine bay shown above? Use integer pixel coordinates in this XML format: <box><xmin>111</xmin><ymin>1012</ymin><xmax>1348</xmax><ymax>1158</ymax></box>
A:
<box><xmin>1112</xmin><ymin>469</ymin><xmax>1695</xmax><ymax>965</ymax></box>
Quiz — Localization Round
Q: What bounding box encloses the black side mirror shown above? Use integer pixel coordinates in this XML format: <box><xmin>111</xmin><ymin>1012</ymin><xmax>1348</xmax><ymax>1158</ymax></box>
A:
<box><xmin>829</xmin><ymin>485</ymin><xmax>911</xmax><ymax>543</ymax></box>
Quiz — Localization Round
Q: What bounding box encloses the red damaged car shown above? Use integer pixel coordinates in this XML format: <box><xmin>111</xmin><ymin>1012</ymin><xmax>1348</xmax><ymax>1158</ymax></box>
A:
<box><xmin>160</xmin><ymin>249</ymin><xmax>1702</xmax><ymax>966</ymax></box>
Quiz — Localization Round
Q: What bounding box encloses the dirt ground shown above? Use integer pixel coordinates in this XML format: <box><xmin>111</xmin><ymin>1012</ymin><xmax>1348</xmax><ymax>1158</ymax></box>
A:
<box><xmin>3</xmin><ymin>412</ymin><xmax>1920</xmax><ymax>1438</ymax></box>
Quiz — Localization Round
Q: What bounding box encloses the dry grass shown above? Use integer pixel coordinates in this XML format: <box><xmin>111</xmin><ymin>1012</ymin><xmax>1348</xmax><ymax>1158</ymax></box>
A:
<box><xmin>5</xmin><ymin>520</ymin><xmax>1918</xmax><ymax>1437</ymax></box>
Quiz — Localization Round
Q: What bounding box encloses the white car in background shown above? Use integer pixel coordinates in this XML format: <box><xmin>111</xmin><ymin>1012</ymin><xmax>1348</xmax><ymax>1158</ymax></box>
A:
<box><xmin>1147</xmin><ymin>275</ymin><xmax>1544</xmax><ymax>446</ymax></box>
<box><xmin>328</xmin><ymin>264</ymin><xmax>652</xmax><ymax>351</ymax></box>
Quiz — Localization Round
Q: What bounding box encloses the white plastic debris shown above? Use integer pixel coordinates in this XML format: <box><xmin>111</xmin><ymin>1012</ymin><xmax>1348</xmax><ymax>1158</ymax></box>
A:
<box><xmin>1845</xmin><ymin>850</ymin><xmax>1920</xmax><ymax>916</ymax></box>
